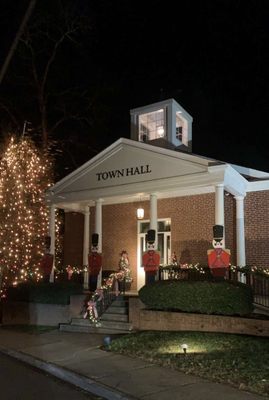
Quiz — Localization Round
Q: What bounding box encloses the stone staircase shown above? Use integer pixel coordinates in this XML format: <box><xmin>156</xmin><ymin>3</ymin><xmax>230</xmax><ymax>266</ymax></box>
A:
<box><xmin>59</xmin><ymin>295</ymin><xmax>133</xmax><ymax>334</ymax></box>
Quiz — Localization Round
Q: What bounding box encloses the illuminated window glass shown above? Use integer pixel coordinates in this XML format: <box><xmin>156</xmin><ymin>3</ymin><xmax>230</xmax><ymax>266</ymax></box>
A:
<box><xmin>138</xmin><ymin>109</ymin><xmax>165</xmax><ymax>142</ymax></box>
<box><xmin>176</xmin><ymin>113</ymin><xmax>183</xmax><ymax>141</ymax></box>
<box><xmin>139</xmin><ymin>220</ymin><xmax>171</xmax><ymax>233</ymax></box>
<box><xmin>176</xmin><ymin>112</ymin><xmax>188</xmax><ymax>144</ymax></box>
<box><xmin>176</xmin><ymin>126</ymin><xmax>182</xmax><ymax>141</ymax></box>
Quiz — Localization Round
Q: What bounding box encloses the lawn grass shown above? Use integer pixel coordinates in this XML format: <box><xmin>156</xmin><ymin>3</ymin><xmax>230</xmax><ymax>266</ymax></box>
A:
<box><xmin>110</xmin><ymin>331</ymin><xmax>269</xmax><ymax>397</ymax></box>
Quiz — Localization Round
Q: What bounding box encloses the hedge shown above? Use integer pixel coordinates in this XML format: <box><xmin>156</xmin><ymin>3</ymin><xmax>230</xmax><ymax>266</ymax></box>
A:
<box><xmin>139</xmin><ymin>280</ymin><xmax>254</xmax><ymax>316</ymax></box>
<box><xmin>6</xmin><ymin>282</ymin><xmax>83</xmax><ymax>305</ymax></box>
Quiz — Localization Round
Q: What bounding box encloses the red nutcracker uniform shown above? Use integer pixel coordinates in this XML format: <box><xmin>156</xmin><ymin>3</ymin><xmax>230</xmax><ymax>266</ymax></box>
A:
<box><xmin>88</xmin><ymin>253</ymin><xmax>102</xmax><ymax>277</ymax></box>
<box><xmin>207</xmin><ymin>248</ymin><xmax>230</xmax><ymax>277</ymax></box>
<box><xmin>142</xmin><ymin>250</ymin><xmax>160</xmax><ymax>273</ymax></box>
<box><xmin>40</xmin><ymin>254</ymin><xmax>53</xmax><ymax>282</ymax></box>
<box><xmin>142</xmin><ymin>229</ymin><xmax>160</xmax><ymax>285</ymax></box>
<box><xmin>207</xmin><ymin>225</ymin><xmax>230</xmax><ymax>278</ymax></box>
<box><xmin>40</xmin><ymin>235</ymin><xmax>53</xmax><ymax>282</ymax></box>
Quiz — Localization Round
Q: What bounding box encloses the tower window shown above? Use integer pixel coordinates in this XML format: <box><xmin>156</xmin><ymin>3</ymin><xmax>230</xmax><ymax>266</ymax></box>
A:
<box><xmin>176</xmin><ymin>126</ymin><xmax>183</xmax><ymax>141</ymax></box>
<box><xmin>138</xmin><ymin>109</ymin><xmax>166</xmax><ymax>142</ymax></box>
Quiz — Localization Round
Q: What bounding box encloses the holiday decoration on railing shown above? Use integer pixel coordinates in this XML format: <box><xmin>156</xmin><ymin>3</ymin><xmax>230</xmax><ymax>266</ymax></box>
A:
<box><xmin>55</xmin><ymin>265</ymin><xmax>86</xmax><ymax>277</ymax></box>
<box><xmin>83</xmin><ymin>287</ymin><xmax>105</xmax><ymax>324</ymax></box>
<box><xmin>250</xmin><ymin>266</ymin><xmax>269</xmax><ymax>276</ymax></box>
<box><xmin>66</xmin><ymin>265</ymin><xmax>73</xmax><ymax>280</ymax></box>
<box><xmin>171</xmin><ymin>251</ymin><xmax>178</xmax><ymax>266</ymax></box>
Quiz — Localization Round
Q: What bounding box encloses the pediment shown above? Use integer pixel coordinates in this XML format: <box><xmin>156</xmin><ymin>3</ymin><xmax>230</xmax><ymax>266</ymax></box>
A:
<box><xmin>53</xmin><ymin>139</ymin><xmax>209</xmax><ymax>195</ymax></box>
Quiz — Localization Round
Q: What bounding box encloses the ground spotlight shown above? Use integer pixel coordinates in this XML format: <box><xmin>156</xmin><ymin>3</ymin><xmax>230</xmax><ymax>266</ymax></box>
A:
<box><xmin>103</xmin><ymin>336</ymin><xmax>112</xmax><ymax>349</ymax></box>
<box><xmin>181</xmin><ymin>343</ymin><xmax>188</xmax><ymax>354</ymax></box>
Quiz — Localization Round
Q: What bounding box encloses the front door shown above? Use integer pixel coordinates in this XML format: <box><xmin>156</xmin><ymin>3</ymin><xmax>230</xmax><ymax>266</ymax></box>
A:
<box><xmin>137</xmin><ymin>219</ymin><xmax>171</xmax><ymax>290</ymax></box>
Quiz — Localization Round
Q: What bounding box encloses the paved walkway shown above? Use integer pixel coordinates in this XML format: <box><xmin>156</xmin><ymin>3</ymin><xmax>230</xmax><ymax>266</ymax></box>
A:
<box><xmin>0</xmin><ymin>327</ymin><xmax>265</xmax><ymax>400</ymax></box>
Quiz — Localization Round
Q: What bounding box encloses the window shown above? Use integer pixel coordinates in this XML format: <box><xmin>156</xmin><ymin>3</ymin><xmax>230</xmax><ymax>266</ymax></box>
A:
<box><xmin>176</xmin><ymin>112</ymin><xmax>188</xmax><ymax>145</ymax></box>
<box><xmin>176</xmin><ymin>126</ymin><xmax>182</xmax><ymax>141</ymax></box>
<box><xmin>138</xmin><ymin>109</ymin><xmax>166</xmax><ymax>142</ymax></box>
<box><xmin>139</xmin><ymin>219</ymin><xmax>171</xmax><ymax>234</ymax></box>
<box><xmin>139</xmin><ymin>124</ymin><xmax>148</xmax><ymax>142</ymax></box>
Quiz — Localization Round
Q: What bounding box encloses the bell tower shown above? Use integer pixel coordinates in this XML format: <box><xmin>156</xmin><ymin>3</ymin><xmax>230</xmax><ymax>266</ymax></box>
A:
<box><xmin>130</xmin><ymin>98</ymin><xmax>193</xmax><ymax>152</ymax></box>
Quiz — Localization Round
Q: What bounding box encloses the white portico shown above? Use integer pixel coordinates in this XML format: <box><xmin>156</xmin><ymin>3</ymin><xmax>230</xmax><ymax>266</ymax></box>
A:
<box><xmin>46</xmin><ymin>136</ymin><xmax>250</xmax><ymax>289</ymax></box>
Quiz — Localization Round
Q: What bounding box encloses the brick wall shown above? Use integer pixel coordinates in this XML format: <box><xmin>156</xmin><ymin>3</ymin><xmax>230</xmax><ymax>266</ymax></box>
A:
<box><xmin>62</xmin><ymin>190</ymin><xmax>269</xmax><ymax>286</ymax></box>
<box><xmin>245</xmin><ymin>190</ymin><xmax>269</xmax><ymax>267</ymax></box>
<box><xmin>129</xmin><ymin>297</ymin><xmax>269</xmax><ymax>337</ymax></box>
<box><xmin>90</xmin><ymin>194</ymin><xmax>219</xmax><ymax>289</ymax></box>
<box><xmin>158</xmin><ymin>194</ymin><xmax>214</xmax><ymax>265</ymax></box>
<box><xmin>63</xmin><ymin>212</ymin><xmax>84</xmax><ymax>266</ymax></box>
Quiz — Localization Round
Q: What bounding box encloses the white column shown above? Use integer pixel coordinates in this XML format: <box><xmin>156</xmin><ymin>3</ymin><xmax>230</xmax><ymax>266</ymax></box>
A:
<box><xmin>49</xmin><ymin>205</ymin><xmax>55</xmax><ymax>283</ymax></box>
<box><xmin>150</xmin><ymin>193</ymin><xmax>158</xmax><ymax>249</ymax></box>
<box><xmin>235</xmin><ymin>196</ymin><xmax>246</xmax><ymax>267</ymax></box>
<box><xmin>215</xmin><ymin>184</ymin><xmax>224</xmax><ymax>226</ymax></box>
<box><xmin>95</xmin><ymin>199</ymin><xmax>103</xmax><ymax>287</ymax></box>
<box><xmin>83</xmin><ymin>206</ymin><xmax>90</xmax><ymax>289</ymax></box>
<box><xmin>95</xmin><ymin>199</ymin><xmax>103</xmax><ymax>251</ymax></box>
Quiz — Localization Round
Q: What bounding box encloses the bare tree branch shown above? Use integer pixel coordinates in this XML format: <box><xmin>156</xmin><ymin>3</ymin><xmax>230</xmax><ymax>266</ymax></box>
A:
<box><xmin>0</xmin><ymin>0</ymin><xmax>36</xmax><ymax>85</ymax></box>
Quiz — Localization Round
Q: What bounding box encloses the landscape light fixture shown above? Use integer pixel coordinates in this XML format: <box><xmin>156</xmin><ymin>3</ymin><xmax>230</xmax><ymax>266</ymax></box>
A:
<box><xmin>103</xmin><ymin>336</ymin><xmax>111</xmax><ymax>349</ymax></box>
<box><xmin>181</xmin><ymin>343</ymin><xmax>188</xmax><ymax>354</ymax></box>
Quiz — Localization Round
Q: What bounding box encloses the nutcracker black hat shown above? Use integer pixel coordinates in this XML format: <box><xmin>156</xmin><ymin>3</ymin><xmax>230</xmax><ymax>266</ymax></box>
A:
<box><xmin>92</xmin><ymin>233</ymin><xmax>99</xmax><ymax>247</ymax></box>
<box><xmin>147</xmin><ymin>229</ymin><xmax>156</xmax><ymax>244</ymax></box>
<box><xmin>213</xmin><ymin>225</ymin><xmax>224</xmax><ymax>240</ymax></box>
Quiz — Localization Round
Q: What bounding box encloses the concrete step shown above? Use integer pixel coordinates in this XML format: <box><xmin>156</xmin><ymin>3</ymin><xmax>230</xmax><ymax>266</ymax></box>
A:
<box><xmin>59</xmin><ymin>322</ymin><xmax>132</xmax><ymax>334</ymax></box>
<box><xmin>105</xmin><ymin>306</ymin><xmax>128</xmax><ymax>315</ymax></box>
<box><xmin>60</xmin><ymin>315</ymin><xmax>133</xmax><ymax>333</ymax></box>
<box><xmin>70</xmin><ymin>318</ymin><xmax>92</xmax><ymax>326</ymax></box>
<box><xmin>111</xmin><ymin>298</ymin><xmax>128</xmax><ymax>306</ymax></box>
<box><xmin>98</xmin><ymin>319</ymin><xmax>132</xmax><ymax>331</ymax></box>
<box><xmin>58</xmin><ymin>295</ymin><xmax>131</xmax><ymax>334</ymax></box>
<box><xmin>100</xmin><ymin>313</ymin><xmax>128</xmax><ymax>322</ymax></box>
<box><xmin>68</xmin><ymin>317</ymin><xmax>132</xmax><ymax>330</ymax></box>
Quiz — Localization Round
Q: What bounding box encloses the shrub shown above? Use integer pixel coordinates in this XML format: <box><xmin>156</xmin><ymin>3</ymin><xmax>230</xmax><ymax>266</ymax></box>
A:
<box><xmin>139</xmin><ymin>280</ymin><xmax>254</xmax><ymax>316</ymax></box>
<box><xmin>6</xmin><ymin>282</ymin><xmax>83</xmax><ymax>305</ymax></box>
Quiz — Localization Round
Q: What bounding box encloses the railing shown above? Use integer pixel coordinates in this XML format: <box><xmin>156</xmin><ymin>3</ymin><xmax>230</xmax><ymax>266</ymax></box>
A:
<box><xmin>159</xmin><ymin>266</ymin><xmax>212</xmax><ymax>282</ymax></box>
<box><xmin>228</xmin><ymin>269</ymin><xmax>269</xmax><ymax>308</ymax></box>
<box><xmin>92</xmin><ymin>276</ymin><xmax>129</xmax><ymax>319</ymax></box>
<box><xmin>94</xmin><ymin>285</ymin><xmax>116</xmax><ymax>318</ymax></box>
<box><xmin>249</xmin><ymin>274</ymin><xmax>269</xmax><ymax>308</ymax></box>
<box><xmin>159</xmin><ymin>265</ymin><xmax>269</xmax><ymax>309</ymax></box>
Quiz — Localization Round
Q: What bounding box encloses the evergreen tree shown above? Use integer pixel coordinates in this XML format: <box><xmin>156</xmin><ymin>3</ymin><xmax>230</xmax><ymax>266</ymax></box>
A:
<box><xmin>0</xmin><ymin>136</ymin><xmax>52</xmax><ymax>293</ymax></box>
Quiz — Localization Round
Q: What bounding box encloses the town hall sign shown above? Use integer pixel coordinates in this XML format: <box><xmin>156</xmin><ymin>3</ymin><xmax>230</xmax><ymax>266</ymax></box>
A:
<box><xmin>96</xmin><ymin>164</ymin><xmax>152</xmax><ymax>181</ymax></box>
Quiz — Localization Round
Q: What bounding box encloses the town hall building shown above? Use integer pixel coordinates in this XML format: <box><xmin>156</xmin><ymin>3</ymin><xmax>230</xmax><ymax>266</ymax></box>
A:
<box><xmin>46</xmin><ymin>99</ymin><xmax>269</xmax><ymax>291</ymax></box>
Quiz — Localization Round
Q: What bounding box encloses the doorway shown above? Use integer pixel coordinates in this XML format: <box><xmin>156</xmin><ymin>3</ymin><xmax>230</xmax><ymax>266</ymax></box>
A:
<box><xmin>137</xmin><ymin>219</ymin><xmax>171</xmax><ymax>290</ymax></box>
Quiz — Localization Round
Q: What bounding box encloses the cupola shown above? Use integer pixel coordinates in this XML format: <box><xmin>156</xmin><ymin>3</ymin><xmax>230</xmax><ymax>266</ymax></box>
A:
<box><xmin>130</xmin><ymin>98</ymin><xmax>192</xmax><ymax>152</ymax></box>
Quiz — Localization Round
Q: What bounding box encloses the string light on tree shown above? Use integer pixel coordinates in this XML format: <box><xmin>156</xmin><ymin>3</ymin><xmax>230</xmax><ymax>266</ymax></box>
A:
<box><xmin>0</xmin><ymin>136</ymin><xmax>53</xmax><ymax>293</ymax></box>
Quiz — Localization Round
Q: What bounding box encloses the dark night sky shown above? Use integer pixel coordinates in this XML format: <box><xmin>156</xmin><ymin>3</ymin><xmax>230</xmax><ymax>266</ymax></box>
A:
<box><xmin>1</xmin><ymin>0</ymin><xmax>269</xmax><ymax>174</ymax></box>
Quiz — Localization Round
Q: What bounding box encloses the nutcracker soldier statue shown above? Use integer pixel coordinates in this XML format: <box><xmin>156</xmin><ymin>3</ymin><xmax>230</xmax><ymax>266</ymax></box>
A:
<box><xmin>40</xmin><ymin>236</ymin><xmax>53</xmax><ymax>282</ymax></box>
<box><xmin>88</xmin><ymin>233</ymin><xmax>102</xmax><ymax>291</ymax></box>
<box><xmin>142</xmin><ymin>229</ymin><xmax>160</xmax><ymax>285</ymax></box>
<box><xmin>207</xmin><ymin>225</ymin><xmax>230</xmax><ymax>278</ymax></box>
